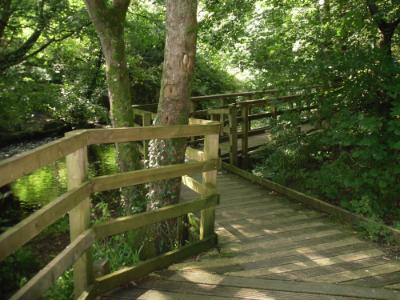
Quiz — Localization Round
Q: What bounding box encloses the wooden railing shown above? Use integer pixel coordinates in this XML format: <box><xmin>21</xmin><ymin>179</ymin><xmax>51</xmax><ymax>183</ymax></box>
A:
<box><xmin>132</xmin><ymin>87</ymin><xmax>323</xmax><ymax>169</ymax></box>
<box><xmin>0</xmin><ymin>123</ymin><xmax>220</xmax><ymax>300</ymax></box>
<box><xmin>207</xmin><ymin>88</ymin><xmax>322</xmax><ymax>168</ymax></box>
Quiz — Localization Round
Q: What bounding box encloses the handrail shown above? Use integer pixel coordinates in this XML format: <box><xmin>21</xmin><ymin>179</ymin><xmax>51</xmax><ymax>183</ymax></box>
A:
<box><xmin>0</xmin><ymin>182</ymin><xmax>92</xmax><ymax>262</ymax></box>
<box><xmin>191</xmin><ymin>90</ymin><xmax>276</xmax><ymax>102</ymax></box>
<box><xmin>0</xmin><ymin>124</ymin><xmax>219</xmax><ymax>187</ymax></box>
<box><xmin>0</xmin><ymin>121</ymin><xmax>220</xmax><ymax>300</ymax></box>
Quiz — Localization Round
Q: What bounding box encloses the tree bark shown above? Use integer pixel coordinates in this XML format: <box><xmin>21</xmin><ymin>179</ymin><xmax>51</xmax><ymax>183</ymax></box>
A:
<box><xmin>366</xmin><ymin>0</ymin><xmax>400</xmax><ymax>58</ymax></box>
<box><xmin>0</xmin><ymin>0</ymin><xmax>13</xmax><ymax>43</ymax></box>
<box><xmin>85</xmin><ymin>0</ymin><xmax>144</xmax><ymax>213</ymax></box>
<box><xmin>146</xmin><ymin>0</ymin><xmax>198</xmax><ymax>255</ymax></box>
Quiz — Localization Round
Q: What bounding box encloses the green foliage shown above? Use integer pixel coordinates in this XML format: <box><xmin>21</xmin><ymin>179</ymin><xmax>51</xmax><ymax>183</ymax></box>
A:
<box><xmin>44</xmin><ymin>269</ymin><xmax>73</xmax><ymax>300</ymax></box>
<box><xmin>0</xmin><ymin>247</ymin><xmax>39</xmax><ymax>298</ymax></box>
<box><xmin>92</xmin><ymin>202</ymin><xmax>141</xmax><ymax>271</ymax></box>
<box><xmin>250</xmin><ymin>0</ymin><xmax>400</xmax><ymax>241</ymax></box>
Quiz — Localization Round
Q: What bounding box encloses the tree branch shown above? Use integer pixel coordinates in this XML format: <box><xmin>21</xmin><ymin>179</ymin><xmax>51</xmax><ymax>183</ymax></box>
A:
<box><xmin>0</xmin><ymin>0</ymin><xmax>13</xmax><ymax>42</ymax></box>
<box><xmin>0</xmin><ymin>0</ymin><xmax>48</xmax><ymax>72</ymax></box>
<box><xmin>366</xmin><ymin>0</ymin><xmax>387</xmax><ymax>29</ymax></box>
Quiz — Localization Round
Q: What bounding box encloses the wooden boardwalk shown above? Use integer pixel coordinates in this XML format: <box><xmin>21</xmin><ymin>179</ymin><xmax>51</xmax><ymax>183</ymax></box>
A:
<box><xmin>103</xmin><ymin>171</ymin><xmax>400</xmax><ymax>299</ymax></box>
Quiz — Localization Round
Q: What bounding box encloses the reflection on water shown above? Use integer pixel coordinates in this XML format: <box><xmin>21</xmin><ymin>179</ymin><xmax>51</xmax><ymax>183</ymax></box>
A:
<box><xmin>12</xmin><ymin>161</ymin><xmax>67</xmax><ymax>210</ymax></box>
<box><xmin>8</xmin><ymin>144</ymin><xmax>118</xmax><ymax>213</ymax></box>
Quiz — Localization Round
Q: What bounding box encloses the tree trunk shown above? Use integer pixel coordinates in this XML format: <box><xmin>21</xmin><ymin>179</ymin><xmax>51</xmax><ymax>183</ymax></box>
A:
<box><xmin>366</xmin><ymin>0</ymin><xmax>400</xmax><ymax>59</ymax></box>
<box><xmin>146</xmin><ymin>0</ymin><xmax>198</xmax><ymax>255</ymax></box>
<box><xmin>85</xmin><ymin>0</ymin><xmax>145</xmax><ymax>213</ymax></box>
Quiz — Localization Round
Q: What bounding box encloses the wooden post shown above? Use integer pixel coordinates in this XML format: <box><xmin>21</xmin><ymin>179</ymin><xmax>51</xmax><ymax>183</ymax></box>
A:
<box><xmin>228</xmin><ymin>104</ymin><xmax>238</xmax><ymax>166</ymax></box>
<box><xmin>241</xmin><ymin>104</ymin><xmax>249</xmax><ymax>169</ymax></box>
<box><xmin>66</xmin><ymin>132</ymin><xmax>92</xmax><ymax>299</ymax></box>
<box><xmin>142</xmin><ymin>112</ymin><xmax>152</xmax><ymax>160</ymax></box>
<box><xmin>200</xmin><ymin>132</ymin><xmax>219</xmax><ymax>240</ymax></box>
<box><xmin>272</xmin><ymin>102</ymin><xmax>278</xmax><ymax>120</ymax></box>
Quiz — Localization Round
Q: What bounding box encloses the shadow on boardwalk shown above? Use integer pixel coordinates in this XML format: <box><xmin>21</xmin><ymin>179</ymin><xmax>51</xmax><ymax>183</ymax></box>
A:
<box><xmin>102</xmin><ymin>171</ymin><xmax>400</xmax><ymax>300</ymax></box>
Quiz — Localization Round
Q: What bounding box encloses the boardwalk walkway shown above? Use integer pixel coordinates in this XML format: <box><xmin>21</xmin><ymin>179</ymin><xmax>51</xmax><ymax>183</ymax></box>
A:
<box><xmin>103</xmin><ymin>171</ymin><xmax>400</xmax><ymax>299</ymax></box>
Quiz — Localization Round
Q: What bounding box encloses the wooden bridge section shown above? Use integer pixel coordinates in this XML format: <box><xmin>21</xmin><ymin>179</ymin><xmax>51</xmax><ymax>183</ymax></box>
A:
<box><xmin>2</xmin><ymin>89</ymin><xmax>400</xmax><ymax>299</ymax></box>
<box><xmin>103</xmin><ymin>170</ymin><xmax>400</xmax><ymax>300</ymax></box>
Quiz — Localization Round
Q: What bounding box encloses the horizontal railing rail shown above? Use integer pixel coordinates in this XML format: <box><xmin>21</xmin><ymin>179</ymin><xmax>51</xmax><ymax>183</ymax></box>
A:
<box><xmin>204</xmin><ymin>90</ymin><xmax>324</xmax><ymax>168</ymax></box>
<box><xmin>0</xmin><ymin>122</ymin><xmax>220</xmax><ymax>300</ymax></box>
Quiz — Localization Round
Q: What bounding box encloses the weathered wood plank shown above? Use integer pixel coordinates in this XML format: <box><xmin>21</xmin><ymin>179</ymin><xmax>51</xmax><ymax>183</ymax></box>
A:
<box><xmin>94</xmin><ymin>195</ymin><xmax>219</xmax><ymax>239</ymax></box>
<box><xmin>185</xmin><ymin>147</ymin><xmax>205</xmax><ymax>161</ymax></box>
<box><xmin>228</xmin><ymin>249</ymin><xmax>384</xmax><ymax>277</ymax></box>
<box><xmin>228</xmin><ymin>104</ymin><xmax>238</xmax><ymax>166</ymax></box>
<box><xmin>182</xmin><ymin>175</ymin><xmax>208</xmax><ymax>195</ymax></box>
<box><xmin>92</xmin><ymin>160</ymin><xmax>218</xmax><ymax>193</ymax></box>
<box><xmin>200</xmin><ymin>133</ymin><xmax>219</xmax><ymax>239</ymax></box>
<box><xmin>0</xmin><ymin>131</ymin><xmax>87</xmax><ymax>187</ymax></box>
<box><xmin>157</xmin><ymin>270</ymin><xmax>400</xmax><ymax>300</ymax></box>
<box><xmin>86</xmin><ymin>124</ymin><xmax>220</xmax><ymax>145</ymax></box>
<box><xmin>222</xmin><ymin>162</ymin><xmax>400</xmax><ymax>244</ymax></box>
<box><xmin>65</xmin><ymin>136</ymin><xmax>93</xmax><ymax>297</ymax></box>
<box><xmin>138</xmin><ymin>277</ymin><xmax>361</xmax><ymax>300</ymax></box>
<box><xmin>10</xmin><ymin>229</ymin><xmax>95</xmax><ymax>300</ymax></box>
<box><xmin>0</xmin><ymin>182</ymin><xmax>91</xmax><ymax>262</ymax></box>
<box><xmin>94</xmin><ymin>235</ymin><xmax>218</xmax><ymax>295</ymax></box>
<box><xmin>310</xmin><ymin>263</ymin><xmax>400</xmax><ymax>283</ymax></box>
<box><xmin>107</xmin><ymin>288</ymin><xmax>248</xmax><ymax>300</ymax></box>
<box><xmin>191</xmin><ymin>90</ymin><xmax>273</xmax><ymax>102</ymax></box>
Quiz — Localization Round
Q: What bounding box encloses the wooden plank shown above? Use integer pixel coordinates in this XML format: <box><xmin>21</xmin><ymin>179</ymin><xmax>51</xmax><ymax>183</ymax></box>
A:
<box><xmin>94</xmin><ymin>195</ymin><xmax>219</xmax><ymax>239</ymax></box>
<box><xmin>65</xmin><ymin>134</ymin><xmax>93</xmax><ymax>297</ymax></box>
<box><xmin>228</xmin><ymin>249</ymin><xmax>384</xmax><ymax>277</ymax></box>
<box><xmin>108</xmin><ymin>288</ymin><xmax>249</xmax><ymax>300</ymax></box>
<box><xmin>170</xmin><ymin>230</ymin><xmax>350</xmax><ymax>271</ymax></box>
<box><xmin>10</xmin><ymin>229</ymin><xmax>95</xmax><ymax>300</ymax></box>
<box><xmin>191</xmin><ymin>90</ymin><xmax>270</xmax><ymax>102</ymax></box>
<box><xmin>94</xmin><ymin>234</ymin><xmax>218</xmax><ymax>295</ymax></box>
<box><xmin>158</xmin><ymin>270</ymin><xmax>400</xmax><ymax>300</ymax></box>
<box><xmin>92</xmin><ymin>160</ymin><xmax>218</xmax><ymax>193</ymax></box>
<box><xmin>228</xmin><ymin>104</ymin><xmax>238</xmax><ymax>166</ymax></box>
<box><xmin>86</xmin><ymin>124</ymin><xmax>220</xmax><ymax>145</ymax></box>
<box><xmin>0</xmin><ymin>182</ymin><xmax>91</xmax><ymax>262</ymax></box>
<box><xmin>219</xmin><ymin>232</ymin><xmax>353</xmax><ymax>257</ymax></box>
<box><xmin>188</xmin><ymin>118</ymin><xmax>219</xmax><ymax>125</ymax></box>
<box><xmin>207</xmin><ymin>108</ymin><xmax>230</xmax><ymax>115</ymax></box>
<box><xmin>222</xmin><ymin>162</ymin><xmax>400</xmax><ymax>244</ymax></box>
<box><xmin>142</xmin><ymin>112</ymin><xmax>152</xmax><ymax>160</ymax></box>
<box><xmin>200</xmin><ymin>133</ymin><xmax>219</xmax><ymax>240</ymax></box>
<box><xmin>132</xmin><ymin>107</ymin><xmax>157</xmax><ymax>119</ymax></box>
<box><xmin>311</xmin><ymin>263</ymin><xmax>400</xmax><ymax>283</ymax></box>
<box><xmin>138</xmin><ymin>277</ymin><xmax>358</xmax><ymax>300</ymax></box>
<box><xmin>185</xmin><ymin>147</ymin><xmax>205</xmax><ymax>161</ymax></box>
<box><xmin>182</xmin><ymin>175</ymin><xmax>208</xmax><ymax>195</ymax></box>
<box><xmin>0</xmin><ymin>131</ymin><xmax>87</xmax><ymax>187</ymax></box>
<box><xmin>284</xmin><ymin>256</ymin><xmax>388</xmax><ymax>281</ymax></box>
<box><xmin>240</xmin><ymin>105</ymin><xmax>249</xmax><ymax>168</ymax></box>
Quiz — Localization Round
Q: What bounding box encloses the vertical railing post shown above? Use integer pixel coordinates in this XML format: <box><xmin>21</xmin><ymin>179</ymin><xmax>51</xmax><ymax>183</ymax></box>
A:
<box><xmin>228</xmin><ymin>104</ymin><xmax>238</xmax><ymax>166</ymax></box>
<box><xmin>66</xmin><ymin>132</ymin><xmax>92</xmax><ymax>298</ymax></box>
<box><xmin>241</xmin><ymin>103</ymin><xmax>249</xmax><ymax>169</ymax></box>
<box><xmin>142</xmin><ymin>112</ymin><xmax>152</xmax><ymax>160</ymax></box>
<box><xmin>200</xmin><ymin>131</ymin><xmax>219</xmax><ymax>240</ymax></box>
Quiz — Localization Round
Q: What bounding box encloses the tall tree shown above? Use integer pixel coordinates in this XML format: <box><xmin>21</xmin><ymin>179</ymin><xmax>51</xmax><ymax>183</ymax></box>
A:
<box><xmin>366</xmin><ymin>0</ymin><xmax>400</xmax><ymax>58</ymax></box>
<box><xmin>146</xmin><ymin>0</ymin><xmax>198</xmax><ymax>254</ymax></box>
<box><xmin>84</xmin><ymin>0</ymin><xmax>144</xmax><ymax>212</ymax></box>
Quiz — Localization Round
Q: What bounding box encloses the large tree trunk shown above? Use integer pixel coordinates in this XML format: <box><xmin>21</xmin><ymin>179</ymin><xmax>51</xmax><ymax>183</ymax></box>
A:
<box><xmin>146</xmin><ymin>0</ymin><xmax>198</xmax><ymax>255</ymax></box>
<box><xmin>85</xmin><ymin>0</ymin><xmax>144</xmax><ymax>213</ymax></box>
<box><xmin>366</xmin><ymin>0</ymin><xmax>400</xmax><ymax>59</ymax></box>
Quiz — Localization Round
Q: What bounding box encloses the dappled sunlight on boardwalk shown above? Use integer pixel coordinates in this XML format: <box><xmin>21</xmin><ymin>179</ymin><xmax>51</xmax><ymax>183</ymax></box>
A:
<box><xmin>104</xmin><ymin>171</ymin><xmax>400</xmax><ymax>299</ymax></box>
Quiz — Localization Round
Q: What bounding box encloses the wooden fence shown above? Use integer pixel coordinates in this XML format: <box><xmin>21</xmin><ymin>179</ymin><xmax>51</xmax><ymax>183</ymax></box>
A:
<box><xmin>209</xmin><ymin>90</ymin><xmax>321</xmax><ymax>167</ymax></box>
<box><xmin>133</xmin><ymin>87</ymin><xmax>322</xmax><ymax>169</ymax></box>
<box><xmin>0</xmin><ymin>123</ymin><xmax>220</xmax><ymax>300</ymax></box>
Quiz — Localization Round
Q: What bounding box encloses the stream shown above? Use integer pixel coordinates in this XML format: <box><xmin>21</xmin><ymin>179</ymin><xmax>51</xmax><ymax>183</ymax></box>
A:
<box><xmin>0</xmin><ymin>137</ymin><xmax>119</xmax><ymax>231</ymax></box>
